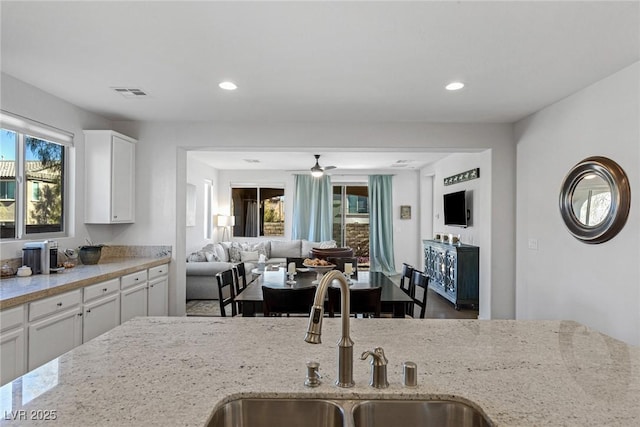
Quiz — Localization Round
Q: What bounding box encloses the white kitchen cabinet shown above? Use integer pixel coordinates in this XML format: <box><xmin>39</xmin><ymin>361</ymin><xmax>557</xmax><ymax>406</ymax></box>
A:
<box><xmin>28</xmin><ymin>290</ymin><xmax>82</xmax><ymax>371</ymax></box>
<box><xmin>0</xmin><ymin>305</ymin><xmax>26</xmax><ymax>386</ymax></box>
<box><xmin>120</xmin><ymin>270</ymin><xmax>149</xmax><ymax>323</ymax></box>
<box><xmin>147</xmin><ymin>265</ymin><xmax>169</xmax><ymax>316</ymax></box>
<box><xmin>84</xmin><ymin>130</ymin><xmax>136</xmax><ymax>224</ymax></box>
<box><xmin>83</xmin><ymin>278</ymin><xmax>121</xmax><ymax>343</ymax></box>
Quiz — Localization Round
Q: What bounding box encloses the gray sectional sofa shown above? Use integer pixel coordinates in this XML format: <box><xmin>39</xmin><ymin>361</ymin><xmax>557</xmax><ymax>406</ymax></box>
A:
<box><xmin>186</xmin><ymin>239</ymin><xmax>336</xmax><ymax>300</ymax></box>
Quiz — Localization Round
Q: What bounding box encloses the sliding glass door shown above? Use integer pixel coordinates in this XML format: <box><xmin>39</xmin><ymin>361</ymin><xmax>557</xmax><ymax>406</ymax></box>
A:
<box><xmin>332</xmin><ymin>185</ymin><xmax>369</xmax><ymax>267</ymax></box>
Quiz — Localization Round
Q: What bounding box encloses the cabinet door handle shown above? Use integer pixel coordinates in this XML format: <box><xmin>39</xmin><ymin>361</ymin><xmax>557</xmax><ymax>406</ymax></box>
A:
<box><xmin>135</xmin><ymin>278</ymin><xmax>139</xmax><ymax>281</ymax></box>
<box><xmin>77</xmin><ymin>313</ymin><xmax>83</xmax><ymax>317</ymax></box>
<box><xmin>103</xmin><ymin>288</ymin><xmax>108</xmax><ymax>292</ymax></box>
<box><xmin>86</xmin><ymin>309</ymin><xmax>91</xmax><ymax>313</ymax></box>
<box><xmin>57</xmin><ymin>302</ymin><xmax>63</xmax><ymax>307</ymax></box>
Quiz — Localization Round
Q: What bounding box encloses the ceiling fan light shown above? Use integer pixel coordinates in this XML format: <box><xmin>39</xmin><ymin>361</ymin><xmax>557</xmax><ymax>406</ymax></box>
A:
<box><xmin>445</xmin><ymin>81</ymin><xmax>465</xmax><ymax>91</ymax></box>
<box><xmin>311</xmin><ymin>168</ymin><xmax>324</xmax><ymax>177</ymax></box>
<box><xmin>219</xmin><ymin>81</ymin><xmax>238</xmax><ymax>90</ymax></box>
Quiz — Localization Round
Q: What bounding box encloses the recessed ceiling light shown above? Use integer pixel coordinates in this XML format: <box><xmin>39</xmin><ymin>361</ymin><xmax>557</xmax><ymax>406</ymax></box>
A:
<box><xmin>445</xmin><ymin>82</ymin><xmax>465</xmax><ymax>91</ymax></box>
<box><xmin>219</xmin><ymin>81</ymin><xmax>238</xmax><ymax>91</ymax></box>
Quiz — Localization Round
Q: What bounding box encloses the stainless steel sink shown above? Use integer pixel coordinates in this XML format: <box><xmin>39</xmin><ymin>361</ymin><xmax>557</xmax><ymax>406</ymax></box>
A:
<box><xmin>207</xmin><ymin>398</ymin><xmax>345</xmax><ymax>427</ymax></box>
<box><xmin>207</xmin><ymin>398</ymin><xmax>492</xmax><ymax>427</ymax></box>
<box><xmin>352</xmin><ymin>399</ymin><xmax>492</xmax><ymax>427</ymax></box>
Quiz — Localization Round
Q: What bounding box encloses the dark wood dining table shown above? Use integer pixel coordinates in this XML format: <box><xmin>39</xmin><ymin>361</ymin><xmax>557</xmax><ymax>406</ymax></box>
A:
<box><xmin>235</xmin><ymin>267</ymin><xmax>412</xmax><ymax>318</ymax></box>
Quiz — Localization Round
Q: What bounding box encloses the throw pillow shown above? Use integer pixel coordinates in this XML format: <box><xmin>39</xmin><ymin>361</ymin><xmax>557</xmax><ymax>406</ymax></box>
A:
<box><xmin>319</xmin><ymin>240</ymin><xmax>337</xmax><ymax>249</ymax></box>
<box><xmin>205</xmin><ymin>251</ymin><xmax>221</xmax><ymax>262</ymax></box>
<box><xmin>250</xmin><ymin>242</ymin><xmax>268</xmax><ymax>259</ymax></box>
<box><xmin>270</xmin><ymin>240</ymin><xmax>302</xmax><ymax>258</ymax></box>
<box><xmin>228</xmin><ymin>242</ymin><xmax>243</xmax><ymax>263</ymax></box>
<box><xmin>213</xmin><ymin>243</ymin><xmax>228</xmax><ymax>262</ymax></box>
<box><xmin>187</xmin><ymin>251</ymin><xmax>206</xmax><ymax>262</ymax></box>
<box><xmin>240</xmin><ymin>251</ymin><xmax>259</xmax><ymax>262</ymax></box>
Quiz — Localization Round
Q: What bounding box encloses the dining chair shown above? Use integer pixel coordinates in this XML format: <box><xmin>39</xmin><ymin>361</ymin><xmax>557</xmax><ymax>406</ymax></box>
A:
<box><xmin>216</xmin><ymin>269</ymin><xmax>237</xmax><ymax>317</ymax></box>
<box><xmin>233</xmin><ymin>263</ymin><xmax>248</xmax><ymax>294</ymax></box>
<box><xmin>409</xmin><ymin>270</ymin><xmax>429</xmax><ymax>319</ymax></box>
<box><xmin>262</xmin><ymin>286</ymin><xmax>317</xmax><ymax>317</ymax></box>
<box><xmin>232</xmin><ymin>263</ymin><xmax>248</xmax><ymax>313</ymax></box>
<box><xmin>399</xmin><ymin>263</ymin><xmax>414</xmax><ymax>295</ymax></box>
<box><xmin>327</xmin><ymin>257</ymin><xmax>358</xmax><ymax>275</ymax></box>
<box><xmin>327</xmin><ymin>286</ymin><xmax>382</xmax><ymax>318</ymax></box>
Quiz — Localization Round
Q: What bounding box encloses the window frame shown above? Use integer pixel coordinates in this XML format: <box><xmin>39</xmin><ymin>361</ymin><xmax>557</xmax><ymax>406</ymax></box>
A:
<box><xmin>230</xmin><ymin>184</ymin><xmax>285</xmax><ymax>238</ymax></box>
<box><xmin>0</xmin><ymin>111</ymin><xmax>73</xmax><ymax>241</ymax></box>
<box><xmin>204</xmin><ymin>179</ymin><xmax>213</xmax><ymax>239</ymax></box>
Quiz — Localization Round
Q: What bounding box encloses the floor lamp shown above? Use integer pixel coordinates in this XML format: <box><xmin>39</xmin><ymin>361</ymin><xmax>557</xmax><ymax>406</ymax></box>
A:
<box><xmin>217</xmin><ymin>215</ymin><xmax>235</xmax><ymax>241</ymax></box>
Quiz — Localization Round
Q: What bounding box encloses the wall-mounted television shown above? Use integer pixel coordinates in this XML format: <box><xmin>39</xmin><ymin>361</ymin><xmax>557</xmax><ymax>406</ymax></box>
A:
<box><xmin>443</xmin><ymin>190</ymin><xmax>469</xmax><ymax>227</ymax></box>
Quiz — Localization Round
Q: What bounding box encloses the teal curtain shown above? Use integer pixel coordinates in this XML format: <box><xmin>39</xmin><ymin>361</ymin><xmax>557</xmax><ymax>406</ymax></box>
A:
<box><xmin>368</xmin><ymin>175</ymin><xmax>396</xmax><ymax>274</ymax></box>
<box><xmin>292</xmin><ymin>174</ymin><xmax>333</xmax><ymax>241</ymax></box>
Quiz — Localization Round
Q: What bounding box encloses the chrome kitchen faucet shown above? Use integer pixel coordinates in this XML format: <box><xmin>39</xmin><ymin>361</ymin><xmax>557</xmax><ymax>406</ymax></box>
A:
<box><xmin>304</xmin><ymin>270</ymin><xmax>354</xmax><ymax>388</ymax></box>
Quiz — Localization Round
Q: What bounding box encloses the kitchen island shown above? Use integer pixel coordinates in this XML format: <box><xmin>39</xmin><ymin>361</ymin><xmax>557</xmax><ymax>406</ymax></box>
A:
<box><xmin>1</xmin><ymin>317</ymin><xmax>638</xmax><ymax>426</ymax></box>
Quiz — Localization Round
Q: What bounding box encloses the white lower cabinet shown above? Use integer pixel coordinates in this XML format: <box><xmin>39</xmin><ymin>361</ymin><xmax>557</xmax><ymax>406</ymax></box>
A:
<box><xmin>148</xmin><ymin>265</ymin><xmax>169</xmax><ymax>316</ymax></box>
<box><xmin>83</xmin><ymin>279</ymin><xmax>121</xmax><ymax>343</ymax></box>
<box><xmin>121</xmin><ymin>282</ymin><xmax>148</xmax><ymax>323</ymax></box>
<box><xmin>0</xmin><ymin>305</ymin><xmax>26</xmax><ymax>386</ymax></box>
<box><xmin>28</xmin><ymin>290</ymin><xmax>82</xmax><ymax>371</ymax></box>
<box><xmin>1</xmin><ymin>262</ymin><xmax>169</xmax><ymax>385</ymax></box>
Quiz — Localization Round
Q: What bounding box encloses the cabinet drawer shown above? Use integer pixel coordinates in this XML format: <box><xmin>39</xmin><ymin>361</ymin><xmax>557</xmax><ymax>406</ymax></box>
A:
<box><xmin>121</xmin><ymin>270</ymin><xmax>147</xmax><ymax>290</ymax></box>
<box><xmin>29</xmin><ymin>289</ymin><xmax>82</xmax><ymax>322</ymax></box>
<box><xmin>1</xmin><ymin>305</ymin><xmax>25</xmax><ymax>333</ymax></box>
<box><xmin>148</xmin><ymin>264</ymin><xmax>169</xmax><ymax>280</ymax></box>
<box><xmin>84</xmin><ymin>278</ymin><xmax>120</xmax><ymax>303</ymax></box>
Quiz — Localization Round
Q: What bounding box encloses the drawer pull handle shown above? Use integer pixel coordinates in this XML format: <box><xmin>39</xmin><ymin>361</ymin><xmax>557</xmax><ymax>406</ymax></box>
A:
<box><xmin>86</xmin><ymin>309</ymin><xmax>91</xmax><ymax>313</ymax></box>
<box><xmin>103</xmin><ymin>288</ymin><xmax>108</xmax><ymax>292</ymax></box>
<box><xmin>135</xmin><ymin>278</ymin><xmax>139</xmax><ymax>281</ymax></box>
<box><xmin>78</xmin><ymin>313</ymin><xmax>83</xmax><ymax>317</ymax></box>
<box><xmin>57</xmin><ymin>302</ymin><xmax>63</xmax><ymax>307</ymax></box>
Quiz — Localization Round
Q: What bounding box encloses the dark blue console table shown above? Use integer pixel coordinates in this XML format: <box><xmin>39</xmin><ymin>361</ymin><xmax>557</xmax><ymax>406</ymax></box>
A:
<box><xmin>423</xmin><ymin>239</ymin><xmax>479</xmax><ymax>310</ymax></box>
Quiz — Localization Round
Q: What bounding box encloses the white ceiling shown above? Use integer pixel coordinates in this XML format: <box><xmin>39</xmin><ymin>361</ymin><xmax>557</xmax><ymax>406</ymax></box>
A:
<box><xmin>187</xmin><ymin>149</ymin><xmax>451</xmax><ymax>172</ymax></box>
<box><xmin>2</xmin><ymin>1</ymin><xmax>638</xmax><ymax>170</ymax></box>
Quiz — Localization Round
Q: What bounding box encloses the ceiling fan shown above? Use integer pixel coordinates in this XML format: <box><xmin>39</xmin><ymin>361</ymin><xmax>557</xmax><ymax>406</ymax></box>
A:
<box><xmin>310</xmin><ymin>154</ymin><xmax>336</xmax><ymax>177</ymax></box>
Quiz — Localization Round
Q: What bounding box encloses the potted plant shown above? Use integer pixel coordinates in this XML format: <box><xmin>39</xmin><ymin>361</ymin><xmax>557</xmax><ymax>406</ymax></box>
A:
<box><xmin>78</xmin><ymin>241</ymin><xmax>105</xmax><ymax>265</ymax></box>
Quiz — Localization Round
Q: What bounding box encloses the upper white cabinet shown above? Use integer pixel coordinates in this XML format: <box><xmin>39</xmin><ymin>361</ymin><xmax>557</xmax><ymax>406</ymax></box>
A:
<box><xmin>84</xmin><ymin>130</ymin><xmax>136</xmax><ymax>223</ymax></box>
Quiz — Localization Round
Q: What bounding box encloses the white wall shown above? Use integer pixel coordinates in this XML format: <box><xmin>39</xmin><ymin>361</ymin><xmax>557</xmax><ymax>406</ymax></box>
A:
<box><xmin>185</xmin><ymin>155</ymin><xmax>219</xmax><ymax>253</ymax></box>
<box><xmin>431</xmin><ymin>151</ymin><xmax>494</xmax><ymax>319</ymax></box>
<box><xmin>515</xmin><ymin>62</ymin><xmax>640</xmax><ymax>345</ymax></box>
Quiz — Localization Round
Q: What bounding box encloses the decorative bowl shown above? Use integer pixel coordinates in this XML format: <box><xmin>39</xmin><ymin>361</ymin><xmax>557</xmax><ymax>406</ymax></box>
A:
<box><xmin>309</xmin><ymin>247</ymin><xmax>354</xmax><ymax>260</ymax></box>
<box><xmin>79</xmin><ymin>246</ymin><xmax>102</xmax><ymax>265</ymax></box>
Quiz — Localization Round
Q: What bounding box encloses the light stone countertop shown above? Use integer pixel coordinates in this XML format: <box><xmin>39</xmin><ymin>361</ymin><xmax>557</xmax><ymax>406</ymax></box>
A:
<box><xmin>0</xmin><ymin>317</ymin><xmax>638</xmax><ymax>426</ymax></box>
<box><xmin>0</xmin><ymin>256</ymin><xmax>171</xmax><ymax>309</ymax></box>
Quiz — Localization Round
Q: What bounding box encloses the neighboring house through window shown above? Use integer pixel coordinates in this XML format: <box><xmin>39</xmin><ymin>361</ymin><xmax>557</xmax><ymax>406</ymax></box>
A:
<box><xmin>0</xmin><ymin>111</ymin><xmax>73</xmax><ymax>240</ymax></box>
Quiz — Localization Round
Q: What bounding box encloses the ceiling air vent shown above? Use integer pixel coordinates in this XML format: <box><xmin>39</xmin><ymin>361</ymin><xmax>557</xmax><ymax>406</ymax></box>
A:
<box><xmin>111</xmin><ymin>87</ymin><xmax>148</xmax><ymax>98</ymax></box>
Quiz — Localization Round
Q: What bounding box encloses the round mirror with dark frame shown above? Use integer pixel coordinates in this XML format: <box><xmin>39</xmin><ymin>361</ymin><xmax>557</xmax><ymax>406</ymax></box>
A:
<box><xmin>559</xmin><ymin>156</ymin><xmax>631</xmax><ymax>244</ymax></box>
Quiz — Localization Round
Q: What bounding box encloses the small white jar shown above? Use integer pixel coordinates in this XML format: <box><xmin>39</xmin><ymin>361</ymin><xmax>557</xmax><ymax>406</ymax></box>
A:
<box><xmin>17</xmin><ymin>266</ymin><xmax>32</xmax><ymax>277</ymax></box>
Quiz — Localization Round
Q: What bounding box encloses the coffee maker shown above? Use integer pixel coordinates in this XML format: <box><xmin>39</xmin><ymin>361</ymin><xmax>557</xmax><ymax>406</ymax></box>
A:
<box><xmin>22</xmin><ymin>241</ymin><xmax>51</xmax><ymax>275</ymax></box>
